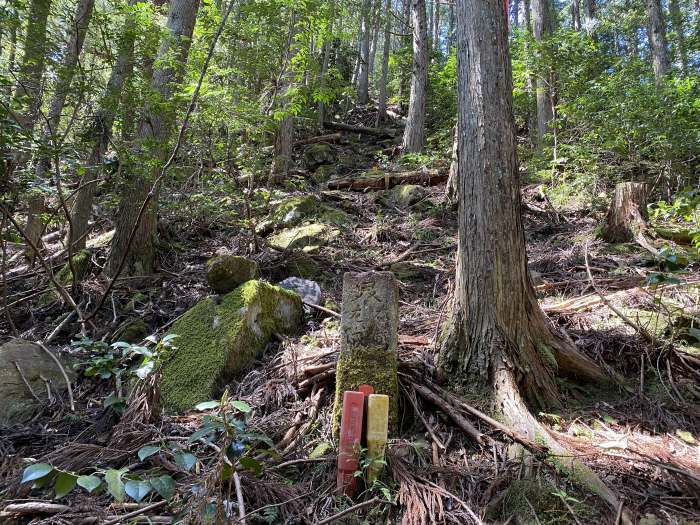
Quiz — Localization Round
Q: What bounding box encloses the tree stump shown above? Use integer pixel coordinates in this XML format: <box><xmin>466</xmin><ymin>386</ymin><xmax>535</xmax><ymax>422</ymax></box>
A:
<box><xmin>600</xmin><ymin>182</ymin><xmax>651</xmax><ymax>243</ymax></box>
<box><xmin>332</xmin><ymin>271</ymin><xmax>399</xmax><ymax>434</ymax></box>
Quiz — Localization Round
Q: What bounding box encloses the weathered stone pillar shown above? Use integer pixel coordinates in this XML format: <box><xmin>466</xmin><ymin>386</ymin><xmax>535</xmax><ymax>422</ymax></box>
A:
<box><xmin>333</xmin><ymin>271</ymin><xmax>399</xmax><ymax>434</ymax></box>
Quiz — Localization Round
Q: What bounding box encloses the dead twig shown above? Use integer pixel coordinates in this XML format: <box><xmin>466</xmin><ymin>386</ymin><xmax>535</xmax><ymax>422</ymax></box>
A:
<box><xmin>315</xmin><ymin>497</ymin><xmax>384</xmax><ymax>525</ymax></box>
<box><xmin>35</xmin><ymin>341</ymin><xmax>75</xmax><ymax>411</ymax></box>
<box><xmin>102</xmin><ymin>500</ymin><xmax>167</xmax><ymax>525</ymax></box>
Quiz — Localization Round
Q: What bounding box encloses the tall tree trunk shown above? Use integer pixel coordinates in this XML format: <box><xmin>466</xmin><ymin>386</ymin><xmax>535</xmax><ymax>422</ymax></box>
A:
<box><xmin>30</xmin><ymin>0</ymin><xmax>95</xmax><ymax>256</ymax></box>
<box><xmin>433</xmin><ymin>0</ymin><xmax>440</xmax><ymax>53</ymax></box>
<box><xmin>511</xmin><ymin>0</ymin><xmax>520</xmax><ymax>29</ymax></box>
<box><xmin>270</xmin><ymin>12</ymin><xmax>299</xmax><ymax>183</ymax></box>
<box><xmin>398</xmin><ymin>0</ymin><xmax>411</xmax><ymax>107</ymax></box>
<box><xmin>571</xmin><ymin>0</ymin><xmax>581</xmax><ymax>31</ymax></box>
<box><xmin>105</xmin><ymin>0</ymin><xmax>200</xmax><ymax>277</ymax></box>
<box><xmin>368</xmin><ymin>0</ymin><xmax>381</xmax><ymax>80</ymax></box>
<box><xmin>668</xmin><ymin>0</ymin><xmax>688</xmax><ymax>74</ymax></box>
<box><xmin>646</xmin><ymin>0</ymin><xmax>671</xmax><ymax>86</ymax></box>
<box><xmin>581</xmin><ymin>0</ymin><xmax>596</xmax><ymax>35</ymax></box>
<box><xmin>69</xmin><ymin>7</ymin><xmax>136</xmax><ymax>250</ymax></box>
<box><xmin>317</xmin><ymin>4</ymin><xmax>334</xmax><ymax>127</ymax></box>
<box><xmin>377</xmin><ymin>0</ymin><xmax>392</xmax><ymax>123</ymax></box>
<box><xmin>447</xmin><ymin>1</ymin><xmax>455</xmax><ymax>51</ymax></box>
<box><xmin>402</xmin><ymin>0</ymin><xmax>427</xmax><ymax>153</ymax></box>
<box><xmin>357</xmin><ymin>0</ymin><xmax>372</xmax><ymax>104</ymax></box>
<box><xmin>532</xmin><ymin>0</ymin><xmax>554</xmax><ymax>143</ymax></box>
<box><xmin>440</xmin><ymin>0</ymin><xmax>623</xmax><ymax>515</ymax></box>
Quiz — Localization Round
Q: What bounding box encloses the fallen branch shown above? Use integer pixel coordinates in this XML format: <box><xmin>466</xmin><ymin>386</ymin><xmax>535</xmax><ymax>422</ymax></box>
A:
<box><xmin>315</xmin><ymin>497</ymin><xmax>384</xmax><ymax>525</ymax></box>
<box><xmin>0</xmin><ymin>502</ymin><xmax>74</xmax><ymax>517</ymax></box>
<box><xmin>102</xmin><ymin>500</ymin><xmax>167</xmax><ymax>525</ymax></box>
<box><xmin>322</xmin><ymin>120</ymin><xmax>395</xmax><ymax>137</ymax></box>
<box><xmin>294</xmin><ymin>132</ymin><xmax>342</xmax><ymax>147</ymax></box>
<box><xmin>328</xmin><ymin>168</ymin><xmax>447</xmax><ymax>191</ymax></box>
<box><xmin>412</xmin><ymin>383</ymin><xmax>484</xmax><ymax>444</ymax></box>
<box><xmin>36</xmin><ymin>341</ymin><xmax>75</xmax><ymax>411</ymax></box>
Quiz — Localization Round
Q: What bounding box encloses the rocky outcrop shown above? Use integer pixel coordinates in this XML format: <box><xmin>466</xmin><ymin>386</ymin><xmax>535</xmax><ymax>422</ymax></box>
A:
<box><xmin>267</xmin><ymin>223</ymin><xmax>339</xmax><ymax>252</ymax></box>
<box><xmin>0</xmin><ymin>340</ymin><xmax>75</xmax><ymax>424</ymax></box>
<box><xmin>159</xmin><ymin>280</ymin><xmax>303</xmax><ymax>412</ymax></box>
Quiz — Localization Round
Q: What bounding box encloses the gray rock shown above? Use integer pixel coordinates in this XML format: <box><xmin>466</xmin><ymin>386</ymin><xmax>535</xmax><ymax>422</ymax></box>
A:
<box><xmin>0</xmin><ymin>340</ymin><xmax>75</xmax><ymax>424</ymax></box>
<box><xmin>206</xmin><ymin>255</ymin><xmax>259</xmax><ymax>294</ymax></box>
<box><xmin>278</xmin><ymin>277</ymin><xmax>322</xmax><ymax>306</ymax></box>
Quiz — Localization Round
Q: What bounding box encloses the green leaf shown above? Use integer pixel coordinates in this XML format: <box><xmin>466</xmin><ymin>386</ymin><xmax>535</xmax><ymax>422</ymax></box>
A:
<box><xmin>239</xmin><ymin>456</ymin><xmax>262</xmax><ymax>476</ymax></box>
<box><xmin>174</xmin><ymin>451</ymin><xmax>197</xmax><ymax>471</ymax></box>
<box><xmin>21</xmin><ymin>463</ymin><xmax>54</xmax><ymax>483</ymax></box>
<box><xmin>149</xmin><ymin>475</ymin><xmax>175</xmax><ymax>500</ymax></box>
<box><xmin>194</xmin><ymin>400</ymin><xmax>219</xmax><ymax>411</ymax></box>
<box><xmin>676</xmin><ymin>429</ymin><xmax>696</xmax><ymax>444</ymax></box>
<box><xmin>54</xmin><ymin>471</ymin><xmax>78</xmax><ymax>499</ymax></box>
<box><xmin>125</xmin><ymin>479</ymin><xmax>152</xmax><ymax>502</ymax></box>
<box><xmin>231</xmin><ymin>400</ymin><xmax>252</xmax><ymax>413</ymax></box>
<box><xmin>138</xmin><ymin>445</ymin><xmax>161</xmax><ymax>461</ymax></box>
<box><xmin>77</xmin><ymin>475</ymin><xmax>102</xmax><ymax>493</ymax></box>
<box><xmin>105</xmin><ymin>468</ymin><xmax>127</xmax><ymax>502</ymax></box>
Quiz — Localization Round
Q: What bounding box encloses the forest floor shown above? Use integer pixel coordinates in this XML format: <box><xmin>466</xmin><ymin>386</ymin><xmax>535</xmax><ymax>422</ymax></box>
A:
<box><xmin>1</xmin><ymin>109</ymin><xmax>699</xmax><ymax>524</ymax></box>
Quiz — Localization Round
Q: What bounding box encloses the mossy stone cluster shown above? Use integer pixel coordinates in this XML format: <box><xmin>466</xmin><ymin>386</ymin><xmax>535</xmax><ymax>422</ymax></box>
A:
<box><xmin>303</xmin><ymin>143</ymin><xmax>336</xmax><ymax>169</ymax></box>
<box><xmin>332</xmin><ymin>271</ymin><xmax>399</xmax><ymax>435</ymax></box>
<box><xmin>159</xmin><ymin>280</ymin><xmax>302</xmax><ymax>412</ymax></box>
<box><xmin>206</xmin><ymin>255</ymin><xmax>259</xmax><ymax>294</ymax></box>
<box><xmin>268</xmin><ymin>223</ymin><xmax>339</xmax><ymax>252</ymax></box>
<box><xmin>257</xmin><ymin>195</ymin><xmax>351</xmax><ymax>236</ymax></box>
<box><xmin>385</xmin><ymin>184</ymin><xmax>427</xmax><ymax>208</ymax></box>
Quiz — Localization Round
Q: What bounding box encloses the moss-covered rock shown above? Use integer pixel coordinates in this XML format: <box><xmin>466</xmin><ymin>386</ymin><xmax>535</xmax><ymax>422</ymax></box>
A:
<box><xmin>0</xmin><ymin>340</ymin><xmax>76</xmax><ymax>424</ymax></box>
<box><xmin>56</xmin><ymin>249</ymin><xmax>92</xmax><ymax>285</ymax></box>
<box><xmin>385</xmin><ymin>184</ymin><xmax>427</xmax><ymax>208</ymax></box>
<box><xmin>390</xmin><ymin>261</ymin><xmax>434</xmax><ymax>281</ymax></box>
<box><xmin>257</xmin><ymin>195</ymin><xmax>351</xmax><ymax>235</ymax></box>
<box><xmin>159</xmin><ymin>280</ymin><xmax>303</xmax><ymax>412</ymax></box>
<box><xmin>303</xmin><ymin>143</ymin><xmax>336</xmax><ymax>169</ymax></box>
<box><xmin>268</xmin><ymin>223</ymin><xmax>339</xmax><ymax>252</ymax></box>
<box><xmin>206</xmin><ymin>255</ymin><xmax>259</xmax><ymax>294</ymax></box>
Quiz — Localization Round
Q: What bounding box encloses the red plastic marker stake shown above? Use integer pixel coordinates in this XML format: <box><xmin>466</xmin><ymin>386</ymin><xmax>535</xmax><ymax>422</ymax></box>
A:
<box><xmin>358</xmin><ymin>384</ymin><xmax>374</xmax><ymax>397</ymax></box>
<box><xmin>337</xmin><ymin>390</ymin><xmax>365</xmax><ymax>497</ymax></box>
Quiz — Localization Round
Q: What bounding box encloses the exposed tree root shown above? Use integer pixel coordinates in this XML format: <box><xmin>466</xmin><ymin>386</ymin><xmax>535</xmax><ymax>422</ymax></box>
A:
<box><xmin>492</xmin><ymin>360</ymin><xmax>633</xmax><ymax>525</ymax></box>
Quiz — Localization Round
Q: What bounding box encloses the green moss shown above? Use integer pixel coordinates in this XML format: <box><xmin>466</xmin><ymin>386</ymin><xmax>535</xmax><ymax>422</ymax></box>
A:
<box><xmin>113</xmin><ymin>319</ymin><xmax>149</xmax><ymax>343</ymax></box>
<box><xmin>56</xmin><ymin>249</ymin><xmax>92</xmax><ymax>285</ymax></box>
<box><xmin>332</xmin><ymin>345</ymin><xmax>399</xmax><ymax>435</ymax></box>
<box><xmin>537</xmin><ymin>343</ymin><xmax>558</xmax><ymax>373</ymax></box>
<box><xmin>206</xmin><ymin>255</ymin><xmax>259</xmax><ymax>294</ymax></box>
<box><xmin>268</xmin><ymin>223</ymin><xmax>339</xmax><ymax>252</ymax></box>
<box><xmin>257</xmin><ymin>195</ymin><xmax>352</xmax><ymax>235</ymax></box>
<box><xmin>385</xmin><ymin>184</ymin><xmax>427</xmax><ymax>208</ymax></box>
<box><xmin>490</xmin><ymin>479</ymin><xmax>595</xmax><ymax>524</ymax></box>
<box><xmin>159</xmin><ymin>280</ymin><xmax>303</xmax><ymax>412</ymax></box>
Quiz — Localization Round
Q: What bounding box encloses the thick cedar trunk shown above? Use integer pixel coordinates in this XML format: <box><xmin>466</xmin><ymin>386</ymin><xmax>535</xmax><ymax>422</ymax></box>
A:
<box><xmin>69</xmin><ymin>8</ymin><xmax>136</xmax><ymax>250</ymax></box>
<box><xmin>646</xmin><ymin>0</ymin><xmax>670</xmax><ymax>86</ymax></box>
<box><xmin>357</xmin><ymin>0</ymin><xmax>372</xmax><ymax>104</ymax></box>
<box><xmin>105</xmin><ymin>0</ymin><xmax>200</xmax><ymax>277</ymax></box>
<box><xmin>270</xmin><ymin>13</ymin><xmax>299</xmax><ymax>183</ymax></box>
<box><xmin>532</xmin><ymin>0</ymin><xmax>554</xmax><ymax>143</ymax></box>
<box><xmin>402</xmin><ymin>0</ymin><xmax>427</xmax><ymax>153</ymax></box>
<box><xmin>377</xmin><ymin>0</ymin><xmax>392</xmax><ymax>123</ymax></box>
<box><xmin>441</xmin><ymin>0</ymin><xmax>624</xmax><ymax>515</ymax></box>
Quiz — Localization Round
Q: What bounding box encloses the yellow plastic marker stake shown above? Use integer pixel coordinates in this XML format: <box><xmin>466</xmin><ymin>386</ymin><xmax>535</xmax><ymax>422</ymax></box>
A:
<box><xmin>366</xmin><ymin>394</ymin><xmax>389</xmax><ymax>484</ymax></box>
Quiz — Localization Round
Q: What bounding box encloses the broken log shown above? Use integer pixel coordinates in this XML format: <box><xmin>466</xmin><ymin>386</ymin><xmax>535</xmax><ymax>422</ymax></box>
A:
<box><xmin>322</xmin><ymin>120</ymin><xmax>396</xmax><ymax>137</ymax></box>
<box><xmin>600</xmin><ymin>182</ymin><xmax>658</xmax><ymax>255</ymax></box>
<box><xmin>328</xmin><ymin>168</ymin><xmax>447</xmax><ymax>191</ymax></box>
<box><xmin>293</xmin><ymin>132</ymin><xmax>342</xmax><ymax>147</ymax></box>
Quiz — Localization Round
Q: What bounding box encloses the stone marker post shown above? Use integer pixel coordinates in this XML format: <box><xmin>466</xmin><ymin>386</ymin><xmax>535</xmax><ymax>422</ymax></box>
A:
<box><xmin>333</xmin><ymin>271</ymin><xmax>399</xmax><ymax>434</ymax></box>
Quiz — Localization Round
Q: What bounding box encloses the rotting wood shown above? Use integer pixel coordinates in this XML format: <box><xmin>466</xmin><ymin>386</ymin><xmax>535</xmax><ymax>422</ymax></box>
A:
<box><xmin>328</xmin><ymin>168</ymin><xmax>447</xmax><ymax>191</ymax></box>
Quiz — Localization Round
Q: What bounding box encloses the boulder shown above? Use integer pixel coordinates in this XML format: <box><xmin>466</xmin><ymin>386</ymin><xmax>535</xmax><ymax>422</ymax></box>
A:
<box><xmin>257</xmin><ymin>195</ymin><xmax>351</xmax><ymax>235</ymax></box>
<box><xmin>278</xmin><ymin>277</ymin><xmax>322</xmax><ymax>306</ymax></box>
<box><xmin>268</xmin><ymin>223</ymin><xmax>338</xmax><ymax>252</ymax></box>
<box><xmin>0</xmin><ymin>340</ymin><xmax>75</xmax><ymax>424</ymax></box>
<box><xmin>159</xmin><ymin>280</ymin><xmax>303</xmax><ymax>411</ymax></box>
<box><xmin>333</xmin><ymin>272</ymin><xmax>399</xmax><ymax>434</ymax></box>
<box><xmin>385</xmin><ymin>184</ymin><xmax>427</xmax><ymax>208</ymax></box>
<box><xmin>303</xmin><ymin>143</ymin><xmax>336</xmax><ymax>170</ymax></box>
<box><xmin>206</xmin><ymin>255</ymin><xmax>259</xmax><ymax>294</ymax></box>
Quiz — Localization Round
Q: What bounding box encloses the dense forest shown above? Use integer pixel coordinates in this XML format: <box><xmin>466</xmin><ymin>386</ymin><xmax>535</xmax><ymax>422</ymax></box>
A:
<box><xmin>1</xmin><ymin>0</ymin><xmax>699</xmax><ymax>522</ymax></box>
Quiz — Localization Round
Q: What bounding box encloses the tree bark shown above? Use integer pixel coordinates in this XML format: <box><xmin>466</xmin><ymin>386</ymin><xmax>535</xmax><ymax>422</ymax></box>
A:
<box><xmin>357</xmin><ymin>0</ymin><xmax>372</xmax><ymax>104</ymax></box>
<box><xmin>402</xmin><ymin>0</ymin><xmax>427</xmax><ymax>153</ymax></box>
<box><xmin>377</xmin><ymin>0</ymin><xmax>392</xmax><ymax>123</ymax></box>
<box><xmin>532</xmin><ymin>0</ymin><xmax>554</xmax><ymax>143</ymax></box>
<box><xmin>445</xmin><ymin>123</ymin><xmax>458</xmax><ymax>205</ymax></box>
<box><xmin>581</xmin><ymin>0</ymin><xmax>596</xmax><ymax>34</ymax></box>
<box><xmin>571</xmin><ymin>0</ymin><xmax>581</xmax><ymax>31</ymax></box>
<box><xmin>441</xmin><ymin>0</ymin><xmax>624</xmax><ymax>515</ymax></box>
<box><xmin>433</xmin><ymin>0</ymin><xmax>440</xmax><ymax>53</ymax></box>
<box><xmin>105</xmin><ymin>0</ymin><xmax>201</xmax><ymax>276</ymax></box>
<box><xmin>270</xmin><ymin>12</ymin><xmax>299</xmax><ymax>183</ymax></box>
<box><xmin>668</xmin><ymin>0</ymin><xmax>688</xmax><ymax>74</ymax></box>
<box><xmin>600</xmin><ymin>182</ymin><xmax>656</xmax><ymax>254</ymax></box>
<box><xmin>69</xmin><ymin>7</ymin><xmax>137</xmax><ymax>250</ymax></box>
<box><xmin>646</xmin><ymin>0</ymin><xmax>670</xmax><ymax>86</ymax></box>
